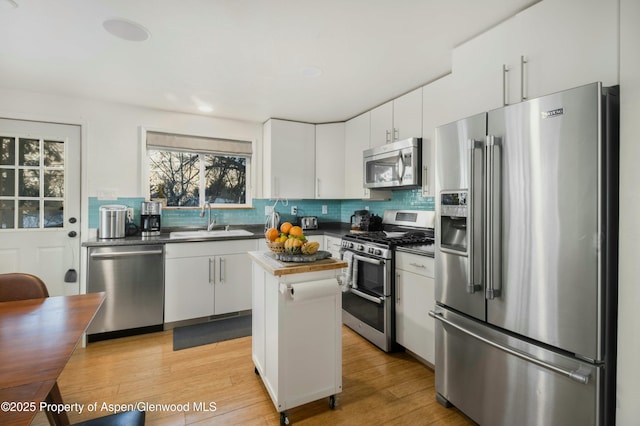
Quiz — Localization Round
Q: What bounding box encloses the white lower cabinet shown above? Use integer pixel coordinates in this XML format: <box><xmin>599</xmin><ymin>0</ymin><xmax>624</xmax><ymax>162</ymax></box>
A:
<box><xmin>324</xmin><ymin>235</ymin><xmax>342</xmax><ymax>259</ymax></box>
<box><xmin>395</xmin><ymin>251</ymin><xmax>435</xmax><ymax>364</ymax></box>
<box><xmin>164</xmin><ymin>239</ymin><xmax>258</xmax><ymax>323</ymax></box>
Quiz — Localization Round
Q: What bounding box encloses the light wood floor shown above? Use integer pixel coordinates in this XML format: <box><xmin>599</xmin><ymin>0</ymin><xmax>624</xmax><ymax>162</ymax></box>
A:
<box><xmin>32</xmin><ymin>326</ymin><xmax>474</xmax><ymax>425</ymax></box>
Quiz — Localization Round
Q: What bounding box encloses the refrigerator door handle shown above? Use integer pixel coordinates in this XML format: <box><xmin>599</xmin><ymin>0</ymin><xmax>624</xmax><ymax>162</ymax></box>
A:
<box><xmin>485</xmin><ymin>135</ymin><xmax>502</xmax><ymax>299</ymax></box>
<box><xmin>467</xmin><ymin>138</ymin><xmax>483</xmax><ymax>294</ymax></box>
<box><xmin>429</xmin><ymin>310</ymin><xmax>591</xmax><ymax>385</ymax></box>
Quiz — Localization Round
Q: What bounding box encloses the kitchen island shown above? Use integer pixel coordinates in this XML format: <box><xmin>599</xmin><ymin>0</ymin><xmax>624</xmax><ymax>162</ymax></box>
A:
<box><xmin>249</xmin><ymin>251</ymin><xmax>347</xmax><ymax>426</ymax></box>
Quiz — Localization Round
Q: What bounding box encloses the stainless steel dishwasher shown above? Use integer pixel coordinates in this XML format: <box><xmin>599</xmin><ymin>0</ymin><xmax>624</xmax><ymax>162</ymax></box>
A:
<box><xmin>87</xmin><ymin>244</ymin><xmax>164</xmax><ymax>339</ymax></box>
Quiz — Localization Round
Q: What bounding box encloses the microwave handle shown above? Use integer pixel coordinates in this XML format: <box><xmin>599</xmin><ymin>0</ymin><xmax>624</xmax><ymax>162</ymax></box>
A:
<box><xmin>397</xmin><ymin>151</ymin><xmax>405</xmax><ymax>182</ymax></box>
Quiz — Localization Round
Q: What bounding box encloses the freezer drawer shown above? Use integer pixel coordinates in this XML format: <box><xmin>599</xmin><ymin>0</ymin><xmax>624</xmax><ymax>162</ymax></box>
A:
<box><xmin>432</xmin><ymin>307</ymin><xmax>604</xmax><ymax>426</ymax></box>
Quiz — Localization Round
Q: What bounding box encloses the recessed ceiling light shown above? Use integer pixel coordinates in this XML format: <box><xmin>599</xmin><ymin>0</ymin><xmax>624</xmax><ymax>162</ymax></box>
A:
<box><xmin>1</xmin><ymin>0</ymin><xmax>18</xmax><ymax>9</ymax></box>
<box><xmin>198</xmin><ymin>105</ymin><xmax>213</xmax><ymax>113</ymax></box>
<box><xmin>301</xmin><ymin>66</ymin><xmax>322</xmax><ymax>78</ymax></box>
<box><xmin>103</xmin><ymin>18</ymin><xmax>151</xmax><ymax>42</ymax></box>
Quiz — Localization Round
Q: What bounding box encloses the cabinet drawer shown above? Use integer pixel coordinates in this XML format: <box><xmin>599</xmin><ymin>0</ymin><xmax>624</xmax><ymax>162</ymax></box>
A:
<box><xmin>166</xmin><ymin>239</ymin><xmax>258</xmax><ymax>258</ymax></box>
<box><xmin>396</xmin><ymin>252</ymin><xmax>434</xmax><ymax>278</ymax></box>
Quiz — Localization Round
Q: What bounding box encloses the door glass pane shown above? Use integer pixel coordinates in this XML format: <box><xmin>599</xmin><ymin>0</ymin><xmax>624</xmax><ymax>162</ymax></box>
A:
<box><xmin>18</xmin><ymin>169</ymin><xmax>40</xmax><ymax>197</ymax></box>
<box><xmin>44</xmin><ymin>170</ymin><xmax>64</xmax><ymax>197</ymax></box>
<box><xmin>44</xmin><ymin>201</ymin><xmax>63</xmax><ymax>228</ymax></box>
<box><xmin>18</xmin><ymin>138</ymin><xmax>40</xmax><ymax>166</ymax></box>
<box><xmin>0</xmin><ymin>200</ymin><xmax>14</xmax><ymax>229</ymax></box>
<box><xmin>0</xmin><ymin>169</ymin><xmax>15</xmax><ymax>196</ymax></box>
<box><xmin>44</xmin><ymin>140</ymin><xmax>64</xmax><ymax>167</ymax></box>
<box><xmin>18</xmin><ymin>200</ymin><xmax>39</xmax><ymax>228</ymax></box>
<box><xmin>1</xmin><ymin>137</ymin><xmax>15</xmax><ymax>165</ymax></box>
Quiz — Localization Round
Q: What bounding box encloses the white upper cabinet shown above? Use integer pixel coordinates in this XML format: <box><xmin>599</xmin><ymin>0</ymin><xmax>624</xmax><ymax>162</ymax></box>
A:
<box><xmin>513</xmin><ymin>0</ymin><xmax>618</xmax><ymax>100</ymax></box>
<box><xmin>344</xmin><ymin>112</ymin><xmax>371</xmax><ymax>199</ymax></box>
<box><xmin>370</xmin><ymin>87</ymin><xmax>423</xmax><ymax>147</ymax></box>
<box><xmin>344</xmin><ymin>112</ymin><xmax>391</xmax><ymax>200</ymax></box>
<box><xmin>315</xmin><ymin>123</ymin><xmax>345</xmax><ymax>199</ymax></box>
<box><xmin>422</xmin><ymin>73</ymin><xmax>457</xmax><ymax>196</ymax></box>
<box><xmin>451</xmin><ymin>0</ymin><xmax>618</xmax><ymax>117</ymax></box>
<box><xmin>263</xmin><ymin>119</ymin><xmax>316</xmax><ymax>199</ymax></box>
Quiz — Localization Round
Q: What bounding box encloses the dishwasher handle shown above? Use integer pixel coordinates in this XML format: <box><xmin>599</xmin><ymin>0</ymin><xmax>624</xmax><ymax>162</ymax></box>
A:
<box><xmin>90</xmin><ymin>249</ymin><xmax>163</xmax><ymax>258</ymax></box>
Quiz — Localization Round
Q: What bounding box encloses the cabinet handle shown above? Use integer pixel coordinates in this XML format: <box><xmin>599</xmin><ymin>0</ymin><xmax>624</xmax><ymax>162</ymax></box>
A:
<box><xmin>409</xmin><ymin>262</ymin><xmax>426</xmax><ymax>269</ymax></box>
<box><xmin>219</xmin><ymin>257</ymin><xmax>225</xmax><ymax>283</ymax></box>
<box><xmin>396</xmin><ymin>273</ymin><xmax>401</xmax><ymax>303</ymax></box>
<box><xmin>393</xmin><ymin>128</ymin><xmax>399</xmax><ymax>141</ymax></box>
<box><xmin>502</xmin><ymin>64</ymin><xmax>509</xmax><ymax>106</ymax></box>
<box><xmin>422</xmin><ymin>165</ymin><xmax>428</xmax><ymax>195</ymax></box>
<box><xmin>521</xmin><ymin>55</ymin><xmax>528</xmax><ymax>101</ymax></box>
<box><xmin>385</xmin><ymin>129</ymin><xmax>391</xmax><ymax>144</ymax></box>
<box><xmin>209</xmin><ymin>258</ymin><xmax>215</xmax><ymax>284</ymax></box>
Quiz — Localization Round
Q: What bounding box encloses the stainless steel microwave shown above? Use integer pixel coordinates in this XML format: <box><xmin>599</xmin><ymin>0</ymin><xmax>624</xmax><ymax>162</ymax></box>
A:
<box><xmin>363</xmin><ymin>138</ymin><xmax>422</xmax><ymax>189</ymax></box>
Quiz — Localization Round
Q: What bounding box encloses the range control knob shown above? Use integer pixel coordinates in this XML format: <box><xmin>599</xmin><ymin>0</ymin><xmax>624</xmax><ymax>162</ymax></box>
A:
<box><xmin>368</xmin><ymin>247</ymin><xmax>374</xmax><ymax>254</ymax></box>
<box><xmin>357</xmin><ymin>244</ymin><xmax>364</xmax><ymax>251</ymax></box>
<box><xmin>374</xmin><ymin>249</ymin><xmax>382</xmax><ymax>256</ymax></box>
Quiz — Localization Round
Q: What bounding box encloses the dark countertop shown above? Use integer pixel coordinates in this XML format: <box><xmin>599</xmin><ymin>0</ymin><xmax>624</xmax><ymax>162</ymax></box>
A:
<box><xmin>82</xmin><ymin>222</ymin><xmax>352</xmax><ymax>247</ymax></box>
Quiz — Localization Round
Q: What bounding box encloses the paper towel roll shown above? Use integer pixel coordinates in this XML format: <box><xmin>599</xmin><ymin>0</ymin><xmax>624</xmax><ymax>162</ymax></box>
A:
<box><xmin>289</xmin><ymin>279</ymin><xmax>338</xmax><ymax>302</ymax></box>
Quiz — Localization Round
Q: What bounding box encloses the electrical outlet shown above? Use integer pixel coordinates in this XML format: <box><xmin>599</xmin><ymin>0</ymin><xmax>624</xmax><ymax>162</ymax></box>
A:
<box><xmin>364</xmin><ymin>206</ymin><xmax>369</xmax><ymax>211</ymax></box>
<box><xmin>322</xmin><ymin>205</ymin><xmax>328</xmax><ymax>214</ymax></box>
<box><xmin>126</xmin><ymin>208</ymin><xmax>134</xmax><ymax>222</ymax></box>
<box><xmin>291</xmin><ymin>206</ymin><xmax>298</xmax><ymax>215</ymax></box>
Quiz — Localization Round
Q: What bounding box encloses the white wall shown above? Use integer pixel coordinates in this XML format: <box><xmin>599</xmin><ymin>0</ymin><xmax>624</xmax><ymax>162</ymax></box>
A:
<box><xmin>617</xmin><ymin>1</ymin><xmax>640</xmax><ymax>424</ymax></box>
<box><xmin>0</xmin><ymin>87</ymin><xmax>262</xmax><ymax>236</ymax></box>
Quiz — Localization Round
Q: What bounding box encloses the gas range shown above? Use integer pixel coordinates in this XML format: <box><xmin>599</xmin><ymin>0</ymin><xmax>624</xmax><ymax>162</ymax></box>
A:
<box><xmin>341</xmin><ymin>229</ymin><xmax>434</xmax><ymax>259</ymax></box>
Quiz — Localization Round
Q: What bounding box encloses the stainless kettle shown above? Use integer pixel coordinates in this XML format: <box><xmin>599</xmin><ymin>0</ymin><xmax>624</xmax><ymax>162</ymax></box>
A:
<box><xmin>265</xmin><ymin>210</ymin><xmax>281</xmax><ymax>231</ymax></box>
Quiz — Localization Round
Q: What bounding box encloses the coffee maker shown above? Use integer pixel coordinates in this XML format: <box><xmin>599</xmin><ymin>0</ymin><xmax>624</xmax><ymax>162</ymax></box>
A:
<box><xmin>140</xmin><ymin>201</ymin><xmax>162</xmax><ymax>236</ymax></box>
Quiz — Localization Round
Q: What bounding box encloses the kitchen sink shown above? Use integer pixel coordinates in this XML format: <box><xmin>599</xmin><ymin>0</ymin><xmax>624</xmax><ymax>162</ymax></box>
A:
<box><xmin>169</xmin><ymin>229</ymin><xmax>254</xmax><ymax>239</ymax></box>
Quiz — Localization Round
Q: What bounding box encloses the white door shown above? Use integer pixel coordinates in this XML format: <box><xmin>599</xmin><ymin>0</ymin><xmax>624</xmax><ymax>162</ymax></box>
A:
<box><xmin>0</xmin><ymin>118</ymin><xmax>81</xmax><ymax>296</ymax></box>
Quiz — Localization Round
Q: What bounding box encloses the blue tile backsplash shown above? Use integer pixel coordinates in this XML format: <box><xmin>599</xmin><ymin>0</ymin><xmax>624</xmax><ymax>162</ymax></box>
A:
<box><xmin>88</xmin><ymin>189</ymin><xmax>434</xmax><ymax>229</ymax></box>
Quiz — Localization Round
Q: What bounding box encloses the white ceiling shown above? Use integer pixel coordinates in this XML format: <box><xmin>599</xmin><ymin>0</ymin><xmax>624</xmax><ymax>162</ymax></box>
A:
<box><xmin>0</xmin><ymin>0</ymin><xmax>537</xmax><ymax>124</ymax></box>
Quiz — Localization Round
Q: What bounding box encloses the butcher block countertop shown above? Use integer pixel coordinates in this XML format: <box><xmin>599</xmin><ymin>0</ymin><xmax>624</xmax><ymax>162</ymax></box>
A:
<box><xmin>248</xmin><ymin>251</ymin><xmax>347</xmax><ymax>276</ymax></box>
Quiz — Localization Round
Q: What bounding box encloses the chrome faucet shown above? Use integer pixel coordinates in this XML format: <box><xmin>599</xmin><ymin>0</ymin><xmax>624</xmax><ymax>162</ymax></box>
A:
<box><xmin>200</xmin><ymin>201</ymin><xmax>217</xmax><ymax>231</ymax></box>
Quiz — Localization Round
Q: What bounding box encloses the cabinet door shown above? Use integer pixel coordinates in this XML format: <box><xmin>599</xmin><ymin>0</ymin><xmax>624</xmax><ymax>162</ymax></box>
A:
<box><xmin>392</xmin><ymin>87</ymin><xmax>423</xmax><ymax>141</ymax></box>
<box><xmin>165</xmin><ymin>256</ymin><xmax>214</xmax><ymax>323</ymax></box>
<box><xmin>514</xmin><ymin>0</ymin><xmax>618</xmax><ymax>100</ymax></box>
<box><xmin>422</xmin><ymin>74</ymin><xmax>457</xmax><ymax>196</ymax></box>
<box><xmin>369</xmin><ymin>101</ymin><xmax>393</xmax><ymax>147</ymax></box>
<box><xmin>315</xmin><ymin>123</ymin><xmax>345</xmax><ymax>199</ymax></box>
<box><xmin>214</xmin><ymin>253</ymin><xmax>253</xmax><ymax>315</ymax></box>
<box><xmin>451</xmin><ymin>16</ymin><xmax>517</xmax><ymax>116</ymax></box>
<box><xmin>344</xmin><ymin>112</ymin><xmax>370</xmax><ymax>198</ymax></box>
<box><xmin>396</xmin><ymin>267</ymin><xmax>435</xmax><ymax>364</ymax></box>
<box><xmin>324</xmin><ymin>235</ymin><xmax>343</xmax><ymax>259</ymax></box>
<box><xmin>264</xmin><ymin>119</ymin><xmax>316</xmax><ymax>199</ymax></box>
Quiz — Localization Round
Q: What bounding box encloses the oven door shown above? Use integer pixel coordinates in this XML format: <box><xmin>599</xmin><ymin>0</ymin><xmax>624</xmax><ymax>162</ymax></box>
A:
<box><xmin>342</xmin><ymin>252</ymin><xmax>394</xmax><ymax>350</ymax></box>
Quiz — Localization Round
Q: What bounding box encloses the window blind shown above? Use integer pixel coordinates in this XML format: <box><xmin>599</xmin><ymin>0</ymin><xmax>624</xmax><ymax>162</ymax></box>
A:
<box><xmin>146</xmin><ymin>131</ymin><xmax>252</xmax><ymax>155</ymax></box>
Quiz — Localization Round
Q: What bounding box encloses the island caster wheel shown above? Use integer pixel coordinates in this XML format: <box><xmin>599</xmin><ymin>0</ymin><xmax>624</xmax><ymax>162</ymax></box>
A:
<box><xmin>329</xmin><ymin>395</ymin><xmax>337</xmax><ymax>409</ymax></box>
<box><xmin>280</xmin><ymin>411</ymin><xmax>290</xmax><ymax>425</ymax></box>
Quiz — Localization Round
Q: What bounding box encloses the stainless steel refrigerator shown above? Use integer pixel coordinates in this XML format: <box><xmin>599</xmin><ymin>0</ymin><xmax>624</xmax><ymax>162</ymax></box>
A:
<box><xmin>431</xmin><ymin>82</ymin><xmax>618</xmax><ymax>425</ymax></box>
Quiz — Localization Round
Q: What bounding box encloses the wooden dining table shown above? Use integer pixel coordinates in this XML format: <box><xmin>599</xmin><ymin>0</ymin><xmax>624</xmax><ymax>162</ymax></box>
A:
<box><xmin>0</xmin><ymin>292</ymin><xmax>105</xmax><ymax>426</ymax></box>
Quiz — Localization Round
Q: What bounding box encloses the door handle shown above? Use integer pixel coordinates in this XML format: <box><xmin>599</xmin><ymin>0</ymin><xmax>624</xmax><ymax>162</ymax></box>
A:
<box><xmin>351</xmin><ymin>288</ymin><xmax>383</xmax><ymax>305</ymax></box>
<box><xmin>467</xmin><ymin>139</ymin><xmax>483</xmax><ymax>294</ymax></box>
<box><xmin>502</xmin><ymin>64</ymin><xmax>509</xmax><ymax>106</ymax></box>
<box><xmin>485</xmin><ymin>135</ymin><xmax>502</xmax><ymax>299</ymax></box>
<box><xmin>521</xmin><ymin>55</ymin><xmax>528</xmax><ymax>101</ymax></box>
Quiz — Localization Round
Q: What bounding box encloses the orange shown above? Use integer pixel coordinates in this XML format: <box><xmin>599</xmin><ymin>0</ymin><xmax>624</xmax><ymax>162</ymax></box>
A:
<box><xmin>265</xmin><ymin>227</ymin><xmax>279</xmax><ymax>242</ymax></box>
<box><xmin>280</xmin><ymin>222</ymin><xmax>293</xmax><ymax>234</ymax></box>
<box><xmin>288</xmin><ymin>225</ymin><xmax>304</xmax><ymax>238</ymax></box>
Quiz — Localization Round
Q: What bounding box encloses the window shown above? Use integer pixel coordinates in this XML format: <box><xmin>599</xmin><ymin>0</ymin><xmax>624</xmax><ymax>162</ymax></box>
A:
<box><xmin>0</xmin><ymin>136</ymin><xmax>65</xmax><ymax>229</ymax></box>
<box><xmin>146</xmin><ymin>131</ymin><xmax>252</xmax><ymax>208</ymax></box>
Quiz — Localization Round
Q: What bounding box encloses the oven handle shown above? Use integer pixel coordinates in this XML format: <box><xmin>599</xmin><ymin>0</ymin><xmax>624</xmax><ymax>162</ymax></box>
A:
<box><xmin>351</xmin><ymin>288</ymin><xmax>384</xmax><ymax>305</ymax></box>
<box><xmin>352</xmin><ymin>254</ymin><xmax>385</xmax><ymax>266</ymax></box>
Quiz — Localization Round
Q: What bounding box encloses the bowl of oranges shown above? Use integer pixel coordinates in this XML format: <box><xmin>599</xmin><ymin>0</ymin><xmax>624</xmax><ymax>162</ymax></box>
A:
<box><xmin>265</xmin><ymin>222</ymin><xmax>319</xmax><ymax>255</ymax></box>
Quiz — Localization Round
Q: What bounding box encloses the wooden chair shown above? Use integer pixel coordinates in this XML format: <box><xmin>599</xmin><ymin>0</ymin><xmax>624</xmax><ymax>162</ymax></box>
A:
<box><xmin>72</xmin><ymin>410</ymin><xmax>145</xmax><ymax>426</ymax></box>
<box><xmin>0</xmin><ymin>272</ymin><xmax>69</xmax><ymax>425</ymax></box>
